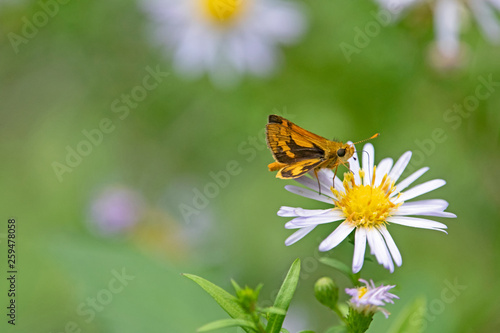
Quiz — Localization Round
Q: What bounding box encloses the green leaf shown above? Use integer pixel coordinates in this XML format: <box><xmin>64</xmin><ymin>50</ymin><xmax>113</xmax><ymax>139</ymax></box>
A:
<box><xmin>319</xmin><ymin>258</ymin><xmax>350</xmax><ymax>276</ymax></box>
<box><xmin>183</xmin><ymin>274</ymin><xmax>247</xmax><ymax>319</ymax></box>
<box><xmin>297</xmin><ymin>331</ymin><xmax>316</xmax><ymax>333</ymax></box>
<box><xmin>387</xmin><ymin>297</ymin><xmax>427</xmax><ymax>333</ymax></box>
<box><xmin>280</xmin><ymin>329</ymin><xmax>290</xmax><ymax>333</ymax></box>
<box><xmin>231</xmin><ymin>279</ymin><xmax>243</xmax><ymax>293</ymax></box>
<box><xmin>319</xmin><ymin>258</ymin><xmax>359</xmax><ymax>285</ymax></box>
<box><xmin>258</xmin><ymin>306</ymin><xmax>286</xmax><ymax>315</ymax></box>
<box><xmin>197</xmin><ymin>318</ymin><xmax>256</xmax><ymax>332</ymax></box>
<box><xmin>266</xmin><ymin>258</ymin><xmax>301</xmax><ymax>333</ymax></box>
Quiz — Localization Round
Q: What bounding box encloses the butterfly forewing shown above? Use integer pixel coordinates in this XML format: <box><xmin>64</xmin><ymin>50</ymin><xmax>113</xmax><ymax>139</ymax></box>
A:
<box><xmin>266</xmin><ymin>115</ymin><xmax>327</xmax><ymax>166</ymax></box>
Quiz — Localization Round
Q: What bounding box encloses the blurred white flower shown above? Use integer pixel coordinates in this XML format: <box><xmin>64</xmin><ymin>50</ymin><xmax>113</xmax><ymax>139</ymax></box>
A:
<box><xmin>373</xmin><ymin>0</ymin><xmax>500</xmax><ymax>67</ymax></box>
<box><xmin>140</xmin><ymin>0</ymin><xmax>307</xmax><ymax>87</ymax></box>
<box><xmin>278</xmin><ymin>143</ymin><xmax>456</xmax><ymax>273</ymax></box>
<box><xmin>89</xmin><ymin>186</ymin><xmax>145</xmax><ymax>236</ymax></box>
<box><xmin>345</xmin><ymin>279</ymin><xmax>398</xmax><ymax>318</ymax></box>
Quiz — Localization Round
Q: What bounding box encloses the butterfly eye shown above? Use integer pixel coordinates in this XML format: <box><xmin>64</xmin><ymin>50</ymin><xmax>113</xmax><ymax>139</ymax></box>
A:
<box><xmin>337</xmin><ymin>148</ymin><xmax>346</xmax><ymax>157</ymax></box>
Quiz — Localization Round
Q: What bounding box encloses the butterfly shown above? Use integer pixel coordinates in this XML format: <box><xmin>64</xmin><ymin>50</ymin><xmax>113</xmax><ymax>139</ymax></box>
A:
<box><xmin>266</xmin><ymin>114</ymin><xmax>378</xmax><ymax>190</ymax></box>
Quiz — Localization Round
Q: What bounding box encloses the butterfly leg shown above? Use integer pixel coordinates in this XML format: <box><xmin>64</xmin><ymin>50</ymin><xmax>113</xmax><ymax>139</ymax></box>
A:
<box><xmin>332</xmin><ymin>166</ymin><xmax>339</xmax><ymax>190</ymax></box>
<box><xmin>314</xmin><ymin>168</ymin><xmax>321</xmax><ymax>195</ymax></box>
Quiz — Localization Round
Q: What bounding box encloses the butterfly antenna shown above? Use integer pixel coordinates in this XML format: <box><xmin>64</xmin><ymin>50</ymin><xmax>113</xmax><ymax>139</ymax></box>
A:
<box><xmin>352</xmin><ymin>133</ymin><xmax>380</xmax><ymax>145</ymax></box>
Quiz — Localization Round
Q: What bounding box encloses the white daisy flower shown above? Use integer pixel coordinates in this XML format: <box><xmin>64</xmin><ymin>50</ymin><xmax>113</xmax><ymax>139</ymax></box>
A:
<box><xmin>372</xmin><ymin>0</ymin><xmax>500</xmax><ymax>67</ymax></box>
<box><xmin>278</xmin><ymin>143</ymin><xmax>456</xmax><ymax>273</ymax></box>
<box><xmin>345</xmin><ymin>279</ymin><xmax>398</xmax><ymax>318</ymax></box>
<box><xmin>140</xmin><ymin>0</ymin><xmax>307</xmax><ymax>88</ymax></box>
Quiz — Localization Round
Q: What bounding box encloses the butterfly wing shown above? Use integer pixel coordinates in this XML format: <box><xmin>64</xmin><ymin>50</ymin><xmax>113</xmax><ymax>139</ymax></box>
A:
<box><xmin>276</xmin><ymin>159</ymin><xmax>323</xmax><ymax>179</ymax></box>
<box><xmin>266</xmin><ymin>115</ymin><xmax>328</xmax><ymax>165</ymax></box>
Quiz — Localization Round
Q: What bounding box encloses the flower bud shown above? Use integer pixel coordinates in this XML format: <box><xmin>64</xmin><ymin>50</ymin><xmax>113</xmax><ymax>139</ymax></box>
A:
<box><xmin>314</xmin><ymin>277</ymin><xmax>339</xmax><ymax>310</ymax></box>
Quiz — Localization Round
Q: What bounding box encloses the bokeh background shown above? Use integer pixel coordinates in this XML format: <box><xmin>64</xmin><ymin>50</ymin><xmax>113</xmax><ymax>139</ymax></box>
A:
<box><xmin>1</xmin><ymin>0</ymin><xmax>500</xmax><ymax>332</ymax></box>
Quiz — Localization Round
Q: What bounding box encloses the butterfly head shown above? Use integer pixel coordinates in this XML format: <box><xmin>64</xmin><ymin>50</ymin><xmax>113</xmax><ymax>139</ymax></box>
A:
<box><xmin>336</xmin><ymin>143</ymin><xmax>355</xmax><ymax>163</ymax></box>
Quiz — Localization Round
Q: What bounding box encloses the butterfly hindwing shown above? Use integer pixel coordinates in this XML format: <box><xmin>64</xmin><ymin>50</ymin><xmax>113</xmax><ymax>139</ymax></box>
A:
<box><xmin>276</xmin><ymin>159</ymin><xmax>323</xmax><ymax>179</ymax></box>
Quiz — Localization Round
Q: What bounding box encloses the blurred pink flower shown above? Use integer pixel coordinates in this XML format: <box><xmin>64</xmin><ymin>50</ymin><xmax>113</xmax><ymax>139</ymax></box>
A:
<box><xmin>89</xmin><ymin>186</ymin><xmax>145</xmax><ymax>236</ymax></box>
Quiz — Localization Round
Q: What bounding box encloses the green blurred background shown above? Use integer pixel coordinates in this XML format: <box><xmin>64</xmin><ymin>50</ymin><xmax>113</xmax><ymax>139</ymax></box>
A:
<box><xmin>1</xmin><ymin>0</ymin><xmax>500</xmax><ymax>332</ymax></box>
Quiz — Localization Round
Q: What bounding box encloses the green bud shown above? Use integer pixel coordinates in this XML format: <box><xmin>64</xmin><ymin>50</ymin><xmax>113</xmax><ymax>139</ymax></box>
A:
<box><xmin>234</xmin><ymin>283</ymin><xmax>263</xmax><ymax>314</ymax></box>
<box><xmin>314</xmin><ymin>277</ymin><xmax>339</xmax><ymax>310</ymax></box>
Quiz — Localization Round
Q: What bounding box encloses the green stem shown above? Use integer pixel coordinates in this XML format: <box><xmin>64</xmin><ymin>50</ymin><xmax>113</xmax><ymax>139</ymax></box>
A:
<box><xmin>251</xmin><ymin>312</ymin><xmax>266</xmax><ymax>333</ymax></box>
<box><xmin>351</xmin><ymin>271</ymin><xmax>361</xmax><ymax>286</ymax></box>
<box><xmin>333</xmin><ymin>305</ymin><xmax>348</xmax><ymax>325</ymax></box>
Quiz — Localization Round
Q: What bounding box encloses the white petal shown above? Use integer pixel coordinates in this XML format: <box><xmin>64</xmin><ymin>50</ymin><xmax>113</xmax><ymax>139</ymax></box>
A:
<box><xmin>378</xmin><ymin>226</ymin><xmax>402</xmax><ymax>267</ymax></box>
<box><xmin>315</xmin><ymin>168</ymin><xmax>331</xmax><ymax>187</ymax></box>
<box><xmin>296</xmin><ymin>173</ymin><xmax>335</xmax><ymax>198</ymax></box>
<box><xmin>387</xmin><ymin>216</ymin><xmax>448</xmax><ymax>232</ymax></box>
<box><xmin>470</xmin><ymin>0</ymin><xmax>500</xmax><ymax>43</ymax></box>
<box><xmin>277</xmin><ymin>207</ymin><xmax>293</xmax><ymax>217</ymax></box>
<box><xmin>284</xmin><ymin>222</ymin><xmax>303</xmax><ymax>229</ymax></box>
<box><xmin>240</xmin><ymin>34</ymin><xmax>276</xmax><ymax>76</ymax></box>
<box><xmin>172</xmin><ymin>27</ymin><xmax>211</xmax><ymax>78</ymax></box>
<box><xmin>285</xmin><ymin>185</ymin><xmax>335</xmax><ymax>205</ymax></box>
<box><xmin>254</xmin><ymin>0</ymin><xmax>306</xmax><ymax>44</ymax></box>
<box><xmin>367</xmin><ymin>228</ymin><xmax>394</xmax><ymax>273</ymax></box>
<box><xmin>395</xmin><ymin>208</ymin><xmax>456</xmax><ymax>217</ymax></box>
<box><xmin>315</xmin><ymin>168</ymin><xmax>346</xmax><ymax>193</ymax></box>
<box><xmin>391</xmin><ymin>167</ymin><xmax>429</xmax><ymax>197</ymax></box>
<box><xmin>414</xmin><ymin>211</ymin><xmax>457</xmax><ymax>218</ymax></box>
<box><xmin>434</xmin><ymin>0</ymin><xmax>461</xmax><ymax>58</ymax></box>
<box><xmin>278</xmin><ymin>207</ymin><xmax>334</xmax><ymax>217</ymax></box>
<box><xmin>394</xmin><ymin>199</ymin><xmax>450</xmax><ymax>215</ymax></box>
<box><xmin>318</xmin><ymin>221</ymin><xmax>354</xmax><ymax>251</ymax></box>
<box><xmin>398</xmin><ymin>199</ymin><xmax>449</xmax><ymax>209</ymax></box>
<box><xmin>226</xmin><ymin>35</ymin><xmax>248</xmax><ymax>73</ymax></box>
<box><xmin>489</xmin><ymin>0</ymin><xmax>500</xmax><ymax>11</ymax></box>
<box><xmin>333</xmin><ymin>174</ymin><xmax>345</xmax><ymax>192</ymax></box>
<box><xmin>285</xmin><ymin>212</ymin><xmax>345</xmax><ymax>228</ymax></box>
<box><xmin>393</xmin><ymin>179</ymin><xmax>446</xmax><ymax>203</ymax></box>
<box><xmin>374</xmin><ymin>158</ymin><xmax>393</xmax><ymax>187</ymax></box>
<box><xmin>374</xmin><ymin>0</ymin><xmax>422</xmax><ymax>13</ymax></box>
<box><xmin>362</xmin><ymin>143</ymin><xmax>375</xmax><ymax>185</ymax></box>
<box><xmin>348</xmin><ymin>145</ymin><xmax>362</xmax><ymax>186</ymax></box>
<box><xmin>388</xmin><ymin>151</ymin><xmax>411</xmax><ymax>183</ymax></box>
<box><xmin>285</xmin><ymin>226</ymin><xmax>316</xmax><ymax>246</ymax></box>
<box><xmin>277</xmin><ymin>206</ymin><xmax>299</xmax><ymax>217</ymax></box>
<box><xmin>380</xmin><ymin>308</ymin><xmax>390</xmax><ymax>319</ymax></box>
<box><xmin>352</xmin><ymin>228</ymin><xmax>367</xmax><ymax>273</ymax></box>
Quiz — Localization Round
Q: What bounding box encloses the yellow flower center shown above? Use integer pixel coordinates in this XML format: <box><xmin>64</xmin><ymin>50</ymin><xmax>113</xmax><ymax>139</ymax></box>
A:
<box><xmin>332</xmin><ymin>167</ymin><xmax>401</xmax><ymax>229</ymax></box>
<box><xmin>357</xmin><ymin>286</ymin><xmax>368</xmax><ymax>299</ymax></box>
<box><xmin>201</xmin><ymin>0</ymin><xmax>245</xmax><ymax>24</ymax></box>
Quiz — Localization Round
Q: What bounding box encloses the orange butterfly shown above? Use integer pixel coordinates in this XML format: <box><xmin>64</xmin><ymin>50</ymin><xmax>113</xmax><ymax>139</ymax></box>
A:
<box><xmin>266</xmin><ymin>115</ymin><xmax>378</xmax><ymax>187</ymax></box>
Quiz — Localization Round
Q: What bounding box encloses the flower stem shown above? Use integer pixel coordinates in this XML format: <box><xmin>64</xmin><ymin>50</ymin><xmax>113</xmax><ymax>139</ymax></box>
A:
<box><xmin>333</xmin><ymin>305</ymin><xmax>348</xmax><ymax>325</ymax></box>
<box><xmin>251</xmin><ymin>312</ymin><xmax>266</xmax><ymax>333</ymax></box>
